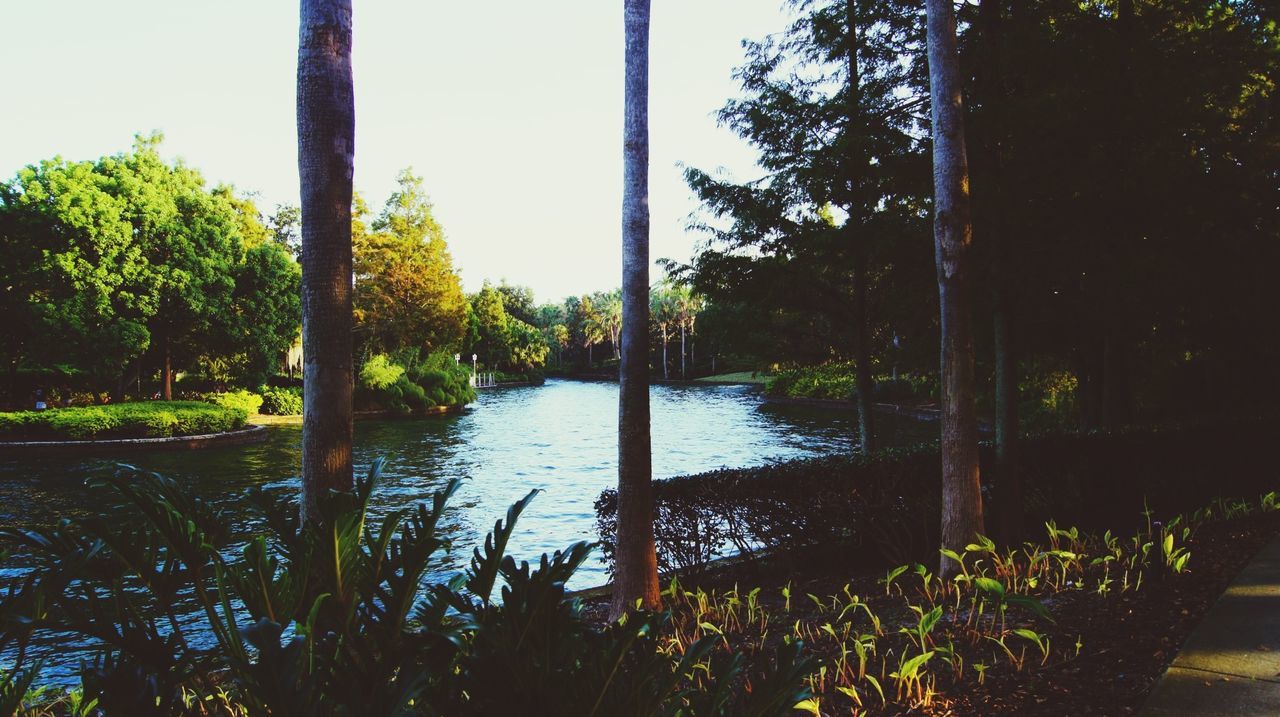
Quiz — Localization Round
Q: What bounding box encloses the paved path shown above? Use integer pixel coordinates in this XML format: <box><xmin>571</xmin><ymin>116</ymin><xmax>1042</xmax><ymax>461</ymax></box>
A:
<box><xmin>1140</xmin><ymin>536</ymin><xmax>1280</xmax><ymax>716</ymax></box>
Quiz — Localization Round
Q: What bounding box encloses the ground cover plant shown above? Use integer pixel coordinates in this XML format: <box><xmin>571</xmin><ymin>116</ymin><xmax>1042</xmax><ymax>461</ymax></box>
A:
<box><xmin>0</xmin><ymin>463</ymin><xmax>815</xmax><ymax>715</ymax></box>
<box><xmin>589</xmin><ymin>492</ymin><xmax>1280</xmax><ymax>715</ymax></box>
<box><xmin>0</xmin><ymin>403</ymin><xmax>248</xmax><ymax>441</ymax></box>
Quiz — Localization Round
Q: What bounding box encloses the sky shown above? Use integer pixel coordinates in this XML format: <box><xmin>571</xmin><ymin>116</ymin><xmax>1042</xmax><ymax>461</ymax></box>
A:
<box><xmin>0</xmin><ymin>1</ymin><xmax>794</xmax><ymax>304</ymax></box>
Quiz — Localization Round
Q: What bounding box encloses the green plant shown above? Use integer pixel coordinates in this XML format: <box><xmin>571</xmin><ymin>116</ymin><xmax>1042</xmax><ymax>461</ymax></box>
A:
<box><xmin>358</xmin><ymin>353</ymin><xmax>405</xmax><ymax>390</ymax></box>
<box><xmin>1</xmin><ymin>463</ymin><xmax>817</xmax><ymax>715</ymax></box>
<box><xmin>207</xmin><ymin>389</ymin><xmax>263</xmax><ymax>416</ymax></box>
<box><xmin>0</xmin><ymin>402</ymin><xmax>246</xmax><ymax>440</ymax></box>
<box><xmin>258</xmin><ymin>386</ymin><xmax>303</xmax><ymax>415</ymax></box>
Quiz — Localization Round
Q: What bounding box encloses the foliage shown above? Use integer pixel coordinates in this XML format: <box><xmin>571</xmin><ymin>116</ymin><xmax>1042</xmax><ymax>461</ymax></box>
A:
<box><xmin>206</xmin><ymin>389</ymin><xmax>263</xmax><ymax>416</ymax></box>
<box><xmin>0</xmin><ymin>463</ymin><xmax>817</xmax><ymax>715</ymax></box>
<box><xmin>353</xmin><ymin>170</ymin><xmax>467</xmax><ymax>357</ymax></box>
<box><xmin>358</xmin><ymin>354</ymin><xmax>405</xmax><ymax>391</ymax></box>
<box><xmin>655</xmin><ymin>487</ymin><xmax>1278</xmax><ymax>713</ymax></box>
<box><xmin>595</xmin><ymin>420</ymin><xmax>1279</xmax><ymax>575</ymax></box>
<box><xmin>357</xmin><ymin>351</ymin><xmax>476</xmax><ymax>414</ymax></box>
<box><xmin>0</xmin><ymin>135</ymin><xmax>301</xmax><ymax>400</ymax></box>
<box><xmin>766</xmin><ymin>363</ymin><xmax>859</xmax><ymax>401</ymax></box>
<box><xmin>0</xmin><ymin>402</ymin><xmax>247</xmax><ymax>440</ymax></box>
<box><xmin>258</xmin><ymin>386</ymin><xmax>303</xmax><ymax>416</ymax></box>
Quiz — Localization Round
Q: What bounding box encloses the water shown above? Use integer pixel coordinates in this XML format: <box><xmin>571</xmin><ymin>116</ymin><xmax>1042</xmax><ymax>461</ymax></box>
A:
<box><xmin>0</xmin><ymin>379</ymin><xmax>935</xmax><ymax>679</ymax></box>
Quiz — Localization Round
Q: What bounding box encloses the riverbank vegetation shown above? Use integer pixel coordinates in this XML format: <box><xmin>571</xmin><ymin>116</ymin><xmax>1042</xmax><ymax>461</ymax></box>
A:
<box><xmin>0</xmin><ymin>402</ymin><xmax>247</xmax><ymax>441</ymax></box>
<box><xmin>0</xmin><ymin>465</ymin><xmax>815</xmax><ymax>715</ymax></box>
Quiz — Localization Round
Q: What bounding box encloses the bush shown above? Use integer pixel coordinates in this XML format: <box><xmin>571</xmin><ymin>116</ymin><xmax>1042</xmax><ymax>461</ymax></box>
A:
<box><xmin>0</xmin><ymin>402</ymin><xmax>247</xmax><ymax>440</ymax></box>
<box><xmin>207</xmin><ymin>389</ymin><xmax>264</xmax><ymax>416</ymax></box>
<box><xmin>1</xmin><ymin>464</ymin><xmax>816</xmax><ymax>714</ymax></box>
<box><xmin>259</xmin><ymin>386</ymin><xmax>303</xmax><ymax>415</ymax></box>
<box><xmin>359</xmin><ymin>354</ymin><xmax>404</xmax><ymax>390</ymax></box>
<box><xmin>765</xmin><ymin>363</ymin><xmax>857</xmax><ymax>400</ymax></box>
<box><xmin>595</xmin><ymin>420</ymin><xmax>1278</xmax><ymax>575</ymax></box>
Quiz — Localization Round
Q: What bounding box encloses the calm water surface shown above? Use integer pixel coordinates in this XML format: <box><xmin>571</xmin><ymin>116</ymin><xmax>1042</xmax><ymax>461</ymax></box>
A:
<box><xmin>0</xmin><ymin>379</ymin><xmax>934</xmax><ymax>679</ymax></box>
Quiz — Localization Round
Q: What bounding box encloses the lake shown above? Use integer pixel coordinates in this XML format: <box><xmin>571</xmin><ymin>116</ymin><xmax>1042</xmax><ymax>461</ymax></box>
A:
<box><xmin>0</xmin><ymin>378</ymin><xmax>936</xmax><ymax>680</ymax></box>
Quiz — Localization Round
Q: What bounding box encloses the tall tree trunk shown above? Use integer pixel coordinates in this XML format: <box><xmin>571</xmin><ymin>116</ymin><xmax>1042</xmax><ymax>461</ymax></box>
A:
<box><xmin>588</xmin><ymin>342</ymin><xmax>594</xmax><ymax>367</ymax></box>
<box><xmin>980</xmin><ymin>0</ymin><xmax>1020</xmax><ymax>544</ymax></box>
<box><xmin>662</xmin><ymin>332</ymin><xmax>669</xmax><ymax>380</ymax></box>
<box><xmin>927</xmin><ymin>0</ymin><xmax>985</xmax><ymax>578</ymax></box>
<box><xmin>298</xmin><ymin>0</ymin><xmax>355</xmax><ymax>526</ymax></box>
<box><xmin>162</xmin><ymin>334</ymin><xmax>172</xmax><ymax>401</ymax></box>
<box><xmin>612</xmin><ymin>0</ymin><xmax>660</xmax><ymax>618</ymax></box>
<box><xmin>845</xmin><ymin>0</ymin><xmax>876</xmax><ymax>455</ymax></box>
<box><xmin>679</xmin><ymin>323</ymin><xmax>686</xmax><ymax>379</ymax></box>
<box><xmin>852</xmin><ymin>245</ymin><xmax>875</xmax><ymax>453</ymax></box>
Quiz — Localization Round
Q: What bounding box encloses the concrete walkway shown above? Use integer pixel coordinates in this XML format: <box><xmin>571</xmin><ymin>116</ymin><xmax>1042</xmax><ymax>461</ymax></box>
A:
<box><xmin>1140</xmin><ymin>536</ymin><xmax>1280</xmax><ymax>716</ymax></box>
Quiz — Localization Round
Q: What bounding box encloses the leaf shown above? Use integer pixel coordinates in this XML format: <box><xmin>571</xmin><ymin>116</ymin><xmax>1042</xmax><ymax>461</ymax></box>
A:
<box><xmin>793</xmin><ymin>698</ymin><xmax>821</xmax><ymax>715</ymax></box>
<box><xmin>974</xmin><ymin>577</ymin><xmax>1006</xmax><ymax>598</ymax></box>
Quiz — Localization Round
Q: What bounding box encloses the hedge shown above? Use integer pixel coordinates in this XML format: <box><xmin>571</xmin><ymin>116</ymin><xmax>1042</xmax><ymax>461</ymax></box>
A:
<box><xmin>0</xmin><ymin>402</ymin><xmax>248</xmax><ymax>441</ymax></box>
<box><xmin>595</xmin><ymin>419</ymin><xmax>1278</xmax><ymax>575</ymax></box>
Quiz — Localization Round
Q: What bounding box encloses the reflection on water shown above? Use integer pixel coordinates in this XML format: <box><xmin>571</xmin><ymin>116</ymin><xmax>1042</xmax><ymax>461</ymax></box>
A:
<box><xmin>0</xmin><ymin>379</ymin><xmax>935</xmax><ymax>679</ymax></box>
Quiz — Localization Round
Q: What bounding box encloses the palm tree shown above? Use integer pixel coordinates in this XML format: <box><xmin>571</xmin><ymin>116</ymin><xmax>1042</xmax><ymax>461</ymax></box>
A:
<box><xmin>650</xmin><ymin>283</ymin><xmax>678</xmax><ymax>380</ymax></box>
<box><xmin>612</xmin><ymin>0</ymin><xmax>661</xmax><ymax>618</ymax></box>
<box><xmin>297</xmin><ymin>0</ymin><xmax>355</xmax><ymax>525</ymax></box>
<box><xmin>925</xmin><ymin>0</ymin><xmax>985</xmax><ymax>577</ymax></box>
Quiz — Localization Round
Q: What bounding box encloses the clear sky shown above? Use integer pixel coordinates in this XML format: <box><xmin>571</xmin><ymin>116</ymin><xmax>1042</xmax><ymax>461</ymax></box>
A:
<box><xmin>0</xmin><ymin>1</ymin><xmax>792</xmax><ymax>303</ymax></box>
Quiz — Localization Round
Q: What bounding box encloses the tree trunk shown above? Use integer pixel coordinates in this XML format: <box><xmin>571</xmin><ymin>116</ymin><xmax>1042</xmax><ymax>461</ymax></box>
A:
<box><xmin>679</xmin><ymin>323</ymin><xmax>686</xmax><ymax>379</ymax></box>
<box><xmin>612</xmin><ymin>0</ymin><xmax>660</xmax><ymax>618</ymax></box>
<box><xmin>852</xmin><ymin>245</ymin><xmax>876</xmax><ymax>453</ymax></box>
<box><xmin>162</xmin><ymin>335</ymin><xmax>173</xmax><ymax>401</ymax></box>
<box><xmin>662</xmin><ymin>332</ymin><xmax>669</xmax><ymax>380</ymax></box>
<box><xmin>298</xmin><ymin>0</ymin><xmax>355</xmax><ymax>526</ymax></box>
<box><xmin>588</xmin><ymin>342</ymin><xmax>594</xmax><ymax>367</ymax></box>
<box><xmin>927</xmin><ymin>0</ymin><xmax>985</xmax><ymax>578</ymax></box>
<box><xmin>845</xmin><ymin>0</ymin><xmax>875</xmax><ymax>455</ymax></box>
<box><xmin>980</xmin><ymin>0</ymin><xmax>1020</xmax><ymax>545</ymax></box>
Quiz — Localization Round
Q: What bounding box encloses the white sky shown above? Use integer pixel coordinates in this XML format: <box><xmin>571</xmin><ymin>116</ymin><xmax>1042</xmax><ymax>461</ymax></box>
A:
<box><xmin>0</xmin><ymin>1</ymin><xmax>792</xmax><ymax>304</ymax></box>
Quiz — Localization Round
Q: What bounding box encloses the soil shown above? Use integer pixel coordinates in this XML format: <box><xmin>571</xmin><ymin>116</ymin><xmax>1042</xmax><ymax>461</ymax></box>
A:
<box><xmin>584</xmin><ymin>511</ymin><xmax>1280</xmax><ymax>715</ymax></box>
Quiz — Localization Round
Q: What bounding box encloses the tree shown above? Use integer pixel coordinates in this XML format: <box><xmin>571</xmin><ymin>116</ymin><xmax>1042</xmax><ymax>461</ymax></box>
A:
<box><xmin>612</xmin><ymin>0</ymin><xmax>661</xmax><ymax>617</ymax></box>
<box><xmin>353</xmin><ymin>169</ymin><xmax>467</xmax><ymax>360</ymax></box>
<box><xmin>0</xmin><ymin>156</ymin><xmax>151</xmax><ymax>396</ymax></box>
<box><xmin>650</xmin><ymin>283</ymin><xmax>679</xmax><ymax>380</ymax></box>
<box><xmin>676</xmin><ymin>0</ymin><xmax>929</xmax><ymax>452</ymax></box>
<box><xmin>926</xmin><ymin>0</ymin><xmax>984</xmax><ymax>577</ymax></box>
<box><xmin>298</xmin><ymin>0</ymin><xmax>355</xmax><ymax>525</ymax></box>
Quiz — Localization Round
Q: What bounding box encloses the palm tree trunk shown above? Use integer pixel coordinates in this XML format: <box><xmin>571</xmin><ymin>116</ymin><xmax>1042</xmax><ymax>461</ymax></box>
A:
<box><xmin>926</xmin><ymin>0</ymin><xmax>985</xmax><ymax>578</ymax></box>
<box><xmin>662</xmin><ymin>331</ymin><xmax>669</xmax><ymax>380</ymax></box>
<box><xmin>679</xmin><ymin>324</ymin><xmax>686</xmax><ymax>379</ymax></box>
<box><xmin>612</xmin><ymin>0</ymin><xmax>660</xmax><ymax>618</ymax></box>
<box><xmin>298</xmin><ymin>0</ymin><xmax>355</xmax><ymax>526</ymax></box>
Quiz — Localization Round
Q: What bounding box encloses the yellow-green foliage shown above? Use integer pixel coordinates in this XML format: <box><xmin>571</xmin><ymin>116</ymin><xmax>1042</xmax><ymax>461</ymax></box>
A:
<box><xmin>0</xmin><ymin>402</ymin><xmax>247</xmax><ymax>440</ymax></box>
<box><xmin>207</xmin><ymin>389</ymin><xmax>264</xmax><ymax>416</ymax></box>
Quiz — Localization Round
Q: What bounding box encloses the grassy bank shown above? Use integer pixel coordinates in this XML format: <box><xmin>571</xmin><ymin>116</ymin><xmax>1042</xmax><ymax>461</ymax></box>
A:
<box><xmin>0</xmin><ymin>402</ymin><xmax>247</xmax><ymax>441</ymax></box>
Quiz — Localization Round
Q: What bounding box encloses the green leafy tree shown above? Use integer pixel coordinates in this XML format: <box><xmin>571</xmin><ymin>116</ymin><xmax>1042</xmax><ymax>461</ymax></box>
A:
<box><xmin>353</xmin><ymin>169</ymin><xmax>467</xmax><ymax>361</ymax></box>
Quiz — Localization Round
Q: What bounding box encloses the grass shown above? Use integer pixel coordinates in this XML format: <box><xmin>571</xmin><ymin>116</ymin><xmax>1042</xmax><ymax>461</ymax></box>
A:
<box><xmin>693</xmin><ymin>371</ymin><xmax>771</xmax><ymax>385</ymax></box>
<box><xmin>0</xmin><ymin>402</ymin><xmax>247</xmax><ymax>441</ymax></box>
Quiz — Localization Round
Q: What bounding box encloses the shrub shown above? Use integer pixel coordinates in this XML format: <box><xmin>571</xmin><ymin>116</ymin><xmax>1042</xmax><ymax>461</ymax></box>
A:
<box><xmin>207</xmin><ymin>389</ymin><xmax>263</xmax><ymax>416</ymax></box>
<box><xmin>595</xmin><ymin>420</ymin><xmax>1278</xmax><ymax>575</ymax></box>
<box><xmin>359</xmin><ymin>354</ymin><xmax>404</xmax><ymax>390</ymax></box>
<box><xmin>0</xmin><ymin>402</ymin><xmax>246</xmax><ymax>440</ymax></box>
<box><xmin>1</xmin><ymin>464</ymin><xmax>816</xmax><ymax>714</ymax></box>
<box><xmin>765</xmin><ymin>363</ymin><xmax>857</xmax><ymax>400</ymax></box>
<box><xmin>259</xmin><ymin>386</ymin><xmax>303</xmax><ymax>415</ymax></box>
